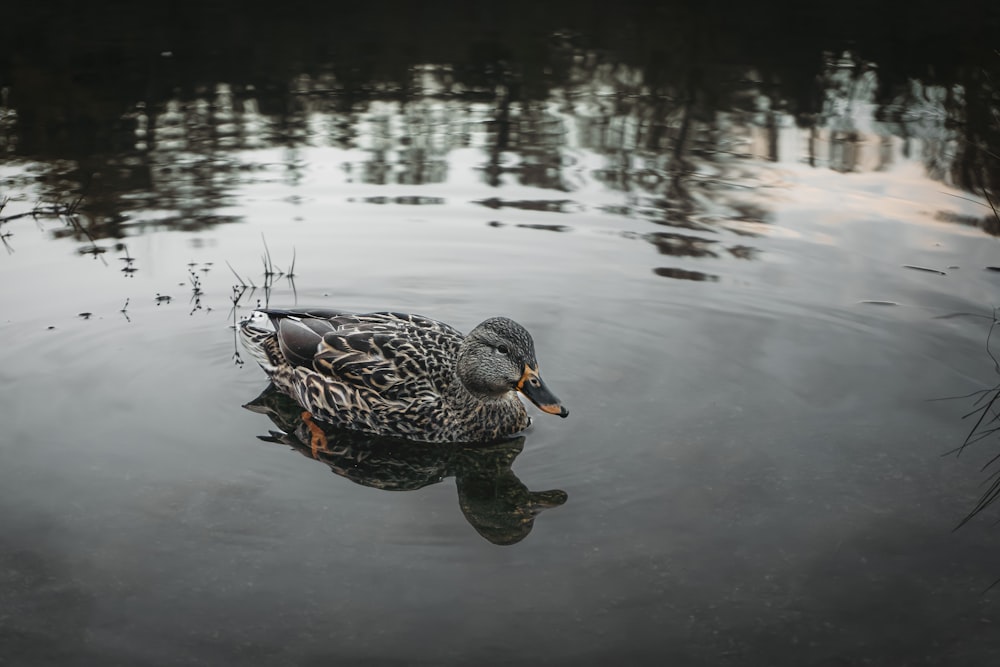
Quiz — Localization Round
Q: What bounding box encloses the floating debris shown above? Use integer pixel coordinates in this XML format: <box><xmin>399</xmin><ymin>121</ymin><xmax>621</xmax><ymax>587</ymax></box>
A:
<box><xmin>859</xmin><ymin>300</ymin><xmax>899</xmax><ymax>306</ymax></box>
<box><xmin>653</xmin><ymin>267</ymin><xmax>719</xmax><ymax>282</ymax></box>
<box><xmin>902</xmin><ymin>265</ymin><xmax>946</xmax><ymax>275</ymax></box>
<box><xmin>117</xmin><ymin>245</ymin><xmax>137</xmax><ymax>277</ymax></box>
<box><xmin>78</xmin><ymin>244</ymin><xmax>107</xmax><ymax>257</ymax></box>
<box><xmin>986</xmin><ymin>267</ymin><xmax>1000</xmax><ymax>273</ymax></box>
<box><xmin>78</xmin><ymin>312</ymin><xmax>92</xmax><ymax>319</ymax></box>
<box><xmin>189</xmin><ymin>268</ymin><xmax>204</xmax><ymax>315</ymax></box>
<box><xmin>931</xmin><ymin>311</ymin><xmax>993</xmax><ymax>321</ymax></box>
<box><xmin>516</xmin><ymin>223</ymin><xmax>570</xmax><ymax>233</ymax></box>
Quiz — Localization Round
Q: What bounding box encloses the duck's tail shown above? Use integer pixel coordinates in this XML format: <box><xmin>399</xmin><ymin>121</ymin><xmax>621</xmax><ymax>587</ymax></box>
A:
<box><xmin>239</xmin><ymin>310</ymin><xmax>282</xmax><ymax>372</ymax></box>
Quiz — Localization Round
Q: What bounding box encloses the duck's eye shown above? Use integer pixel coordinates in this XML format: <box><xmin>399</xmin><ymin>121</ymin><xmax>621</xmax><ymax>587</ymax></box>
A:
<box><xmin>497</xmin><ymin>344</ymin><xmax>510</xmax><ymax>355</ymax></box>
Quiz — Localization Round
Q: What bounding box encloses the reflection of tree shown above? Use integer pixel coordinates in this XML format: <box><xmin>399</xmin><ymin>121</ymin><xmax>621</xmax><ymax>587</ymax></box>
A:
<box><xmin>244</xmin><ymin>384</ymin><xmax>567</xmax><ymax>546</ymax></box>
<box><xmin>948</xmin><ymin>65</ymin><xmax>1000</xmax><ymax>201</ymax></box>
<box><xmin>0</xmin><ymin>9</ymin><xmax>996</xmax><ymax>260</ymax></box>
<box><xmin>0</xmin><ymin>88</ymin><xmax>16</xmax><ymax>155</ymax></box>
<box><xmin>353</xmin><ymin>100</ymin><xmax>452</xmax><ymax>185</ymax></box>
<box><xmin>540</xmin><ymin>49</ymin><xmax>772</xmax><ymax>280</ymax></box>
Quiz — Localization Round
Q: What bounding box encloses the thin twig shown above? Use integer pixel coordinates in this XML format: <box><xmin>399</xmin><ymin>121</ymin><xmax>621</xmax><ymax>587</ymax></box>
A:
<box><xmin>226</xmin><ymin>260</ymin><xmax>248</xmax><ymax>287</ymax></box>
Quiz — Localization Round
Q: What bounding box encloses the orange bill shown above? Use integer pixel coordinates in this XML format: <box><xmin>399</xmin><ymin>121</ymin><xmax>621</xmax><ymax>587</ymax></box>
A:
<box><xmin>516</xmin><ymin>365</ymin><xmax>569</xmax><ymax>418</ymax></box>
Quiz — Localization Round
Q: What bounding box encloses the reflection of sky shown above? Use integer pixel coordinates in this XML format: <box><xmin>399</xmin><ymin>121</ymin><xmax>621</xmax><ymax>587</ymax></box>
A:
<box><xmin>2</xmin><ymin>52</ymin><xmax>979</xmax><ymax>222</ymax></box>
<box><xmin>136</xmin><ymin>93</ymin><xmax>978</xmax><ymax>202</ymax></box>
<box><xmin>2</xmin><ymin>108</ymin><xmax>993</xmax><ymax>334</ymax></box>
<box><xmin>0</xmin><ymin>55</ymin><xmax>992</xmax><ymax>308</ymax></box>
<box><xmin>1</xmin><ymin>84</ymin><xmax>988</xmax><ymax>231</ymax></box>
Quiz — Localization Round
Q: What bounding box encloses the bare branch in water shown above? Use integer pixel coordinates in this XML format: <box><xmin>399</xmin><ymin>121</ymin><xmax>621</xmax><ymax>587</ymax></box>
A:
<box><xmin>226</xmin><ymin>260</ymin><xmax>248</xmax><ymax>287</ymax></box>
<box><xmin>950</xmin><ymin>303</ymin><xmax>1000</xmax><ymax>528</ymax></box>
<box><xmin>985</xmin><ymin>188</ymin><xmax>1000</xmax><ymax>224</ymax></box>
<box><xmin>988</xmin><ymin>309</ymin><xmax>1000</xmax><ymax>375</ymax></box>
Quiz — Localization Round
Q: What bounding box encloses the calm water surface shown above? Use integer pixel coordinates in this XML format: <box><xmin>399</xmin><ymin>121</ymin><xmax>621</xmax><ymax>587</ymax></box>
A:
<box><xmin>2</xmin><ymin>4</ymin><xmax>1000</xmax><ymax>665</ymax></box>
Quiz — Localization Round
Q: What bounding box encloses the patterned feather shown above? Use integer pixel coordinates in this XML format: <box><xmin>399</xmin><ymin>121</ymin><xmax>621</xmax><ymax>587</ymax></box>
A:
<box><xmin>239</xmin><ymin>308</ymin><xmax>565</xmax><ymax>443</ymax></box>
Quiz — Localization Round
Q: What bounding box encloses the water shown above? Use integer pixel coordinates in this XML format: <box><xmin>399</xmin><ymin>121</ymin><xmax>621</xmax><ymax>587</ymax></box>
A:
<box><xmin>2</xmin><ymin>3</ymin><xmax>1000</xmax><ymax>665</ymax></box>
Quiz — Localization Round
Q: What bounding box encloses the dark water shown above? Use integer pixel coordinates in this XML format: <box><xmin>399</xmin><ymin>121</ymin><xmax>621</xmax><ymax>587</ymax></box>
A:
<box><xmin>2</xmin><ymin>3</ymin><xmax>1000</xmax><ymax>665</ymax></box>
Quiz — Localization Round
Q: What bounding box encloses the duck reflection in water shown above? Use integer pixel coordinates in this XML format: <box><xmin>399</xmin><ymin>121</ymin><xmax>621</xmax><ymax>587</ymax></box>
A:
<box><xmin>244</xmin><ymin>385</ymin><xmax>568</xmax><ymax>545</ymax></box>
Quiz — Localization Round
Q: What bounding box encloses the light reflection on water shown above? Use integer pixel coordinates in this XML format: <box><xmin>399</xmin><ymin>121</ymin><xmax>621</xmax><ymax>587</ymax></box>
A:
<box><xmin>2</xmin><ymin>32</ymin><xmax>1000</xmax><ymax>667</ymax></box>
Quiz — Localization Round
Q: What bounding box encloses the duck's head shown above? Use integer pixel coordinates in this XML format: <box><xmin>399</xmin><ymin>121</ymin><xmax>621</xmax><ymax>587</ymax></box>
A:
<box><xmin>457</xmin><ymin>317</ymin><xmax>569</xmax><ymax>418</ymax></box>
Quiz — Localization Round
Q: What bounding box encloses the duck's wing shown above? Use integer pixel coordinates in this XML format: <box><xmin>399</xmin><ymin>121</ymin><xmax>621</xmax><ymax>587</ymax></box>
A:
<box><xmin>273</xmin><ymin>311</ymin><xmax>464</xmax><ymax>399</ymax></box>
<box><xmin>262</xmin><ymin>309</ymin><xmax>462</xmax><ymax>339</ymax></box>
<box><xmin>261</xmin><ymin>307</ymin><xmax>352</xmax><ymax>328</ymax></box>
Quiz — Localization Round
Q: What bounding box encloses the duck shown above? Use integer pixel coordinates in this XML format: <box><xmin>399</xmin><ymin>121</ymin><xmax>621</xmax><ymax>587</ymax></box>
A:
<box><xmin>239</xmin><ymin>308</ymin><xmax>568</xmax><ymax>443</ymax></box>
